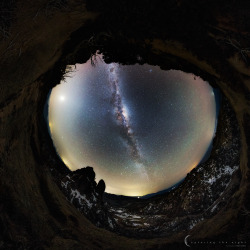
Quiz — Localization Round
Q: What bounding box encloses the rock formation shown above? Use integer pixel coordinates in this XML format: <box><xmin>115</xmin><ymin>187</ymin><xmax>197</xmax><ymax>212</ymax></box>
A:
<box><xmin>59</xmin><ymin>167</ymin><xmax>115</xmax><ymax>230</ymax></box>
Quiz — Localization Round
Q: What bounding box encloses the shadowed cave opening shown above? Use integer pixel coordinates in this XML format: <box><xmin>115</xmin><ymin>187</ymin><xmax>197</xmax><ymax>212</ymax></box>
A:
<box><xmin>1</xmin><ymin>0</ymin><xmax>249</xmax><ymax>248</ymax></box>
<box><xmin>46</xmin><ymin>55</ymin><xmax>220</xmax><ymax>196</ymax></box>
<box><xmin>42</xmin><ymin>54</ymin><xmax>240</xmax><ymax>238</ymax></box>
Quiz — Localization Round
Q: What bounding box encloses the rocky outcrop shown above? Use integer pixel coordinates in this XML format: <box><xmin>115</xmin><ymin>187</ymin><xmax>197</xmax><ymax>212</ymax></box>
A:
<box><xmin>59</xmin><ymin>167</ymin><xmax>115</xmax><ymax>229</ymax></box>
<box><xmin>61</xmin><ymin>167</ymin><xmax>101</xmax><ymax>197</ymax></box>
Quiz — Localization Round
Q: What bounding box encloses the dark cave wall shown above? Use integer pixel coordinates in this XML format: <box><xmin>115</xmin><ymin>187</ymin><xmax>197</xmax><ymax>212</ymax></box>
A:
<box><xmin>0</xmin><ymin>2</ymin><xmax>124</xmax><ymax>249</ymax></box>
<box><xmin>0</xmin><ymin>0</ymin><xmax>250</xmax><ymax>248</ymax></box>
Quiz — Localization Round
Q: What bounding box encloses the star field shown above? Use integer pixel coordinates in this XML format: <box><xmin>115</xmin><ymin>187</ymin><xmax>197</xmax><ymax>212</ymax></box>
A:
<box><xmin>48</xmin><ymin>57</ymin><xmax>216</xmax><ymax>196</ymax></box>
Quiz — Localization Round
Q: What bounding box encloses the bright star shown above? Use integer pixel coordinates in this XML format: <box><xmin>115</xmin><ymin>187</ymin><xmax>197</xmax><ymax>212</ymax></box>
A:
<box><xmin>59</xmin><ymin>95</ymin><xmax>65</xmax><ymax>101</ymax></box>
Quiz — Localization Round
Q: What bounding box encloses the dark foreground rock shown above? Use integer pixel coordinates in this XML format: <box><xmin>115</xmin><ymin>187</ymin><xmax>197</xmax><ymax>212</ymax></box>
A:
<box><xmin>60</xmin><ymin>167</ymin><xmax>116</xmax><ymax>229</ymax></box>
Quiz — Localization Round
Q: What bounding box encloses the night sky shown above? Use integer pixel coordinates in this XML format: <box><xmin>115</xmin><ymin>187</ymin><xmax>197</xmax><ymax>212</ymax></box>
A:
<box><xmin>48</xmin><ymin>57</ymin><xmax>216</xmax><ymax>196</ymax></box>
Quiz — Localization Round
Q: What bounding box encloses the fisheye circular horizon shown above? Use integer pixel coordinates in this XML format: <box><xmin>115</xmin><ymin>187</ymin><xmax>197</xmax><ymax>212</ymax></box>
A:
<box><xmin>48</xmin><ymin>57</ymin><xmax>216</xmax><ymax>196</ymax></box>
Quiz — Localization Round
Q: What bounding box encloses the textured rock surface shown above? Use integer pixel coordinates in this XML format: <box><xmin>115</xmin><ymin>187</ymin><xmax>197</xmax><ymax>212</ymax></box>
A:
<box><xmin>0</xmin><ymin>0</ymin><xmax>250</xmax><ymax>249</ymax></box>
<box><xmin>59</xmin><ymin>167</ymin><xmax>116</xmax><ymax>230</ymax></box>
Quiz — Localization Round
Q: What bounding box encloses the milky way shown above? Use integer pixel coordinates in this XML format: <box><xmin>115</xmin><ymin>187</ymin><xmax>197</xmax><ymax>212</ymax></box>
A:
<box><xmin>107</xmin><ymin>64</ymin><xmax>148</xmax><ymax>179</ymax></box>
<box><xmin>48</xmin><ymin>57</ymin><xmax>217</xmax><ymax>196</ymax></box>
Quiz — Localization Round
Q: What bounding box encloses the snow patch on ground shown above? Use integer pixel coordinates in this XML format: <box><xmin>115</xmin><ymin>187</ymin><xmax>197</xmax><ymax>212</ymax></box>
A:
<box><xmin>204</xmin><ymin>165</ymin><xmax>238</xmax><ymax>185</ymax></box>
<box><xmin>108</xmin><ymin>217</ymin><xmax>114</xmax><ymax>228</ymax></box>
<box><xmin>70</xmin><ymin>189</ymin><xmax>93</xmax><ymax>208</ymax></box>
